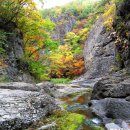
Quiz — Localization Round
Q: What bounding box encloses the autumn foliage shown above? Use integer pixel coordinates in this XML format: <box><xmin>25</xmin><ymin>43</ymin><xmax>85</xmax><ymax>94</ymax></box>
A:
<box><xmin>25</xmin><ymin>47</ymin><xmax>40</xmax><ymax>60</ymax></box>
<box><xmin>49</xmin><ymin>45</ymin><xmax>85</xmax><ymax>78</ymax></box>
<box><xmin>0</xmin><ymin>0</ymin><xmax>120</xmax><ymax>81</ymax></box>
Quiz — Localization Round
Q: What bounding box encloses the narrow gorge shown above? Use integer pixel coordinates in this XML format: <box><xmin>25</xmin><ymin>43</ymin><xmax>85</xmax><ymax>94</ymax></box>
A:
<box><xmin>0</xmin><ymin>0</ymin><xmax>130</xmax><ymax>130</ymax></box>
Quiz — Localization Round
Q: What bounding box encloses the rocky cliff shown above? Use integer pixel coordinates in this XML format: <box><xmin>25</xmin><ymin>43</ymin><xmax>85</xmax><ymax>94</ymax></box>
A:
<box><xmin>0</xmin><ymin>20</ymin><xmax>59</xmax><ymax>130</ymax></box>
<box><xmin>50</xmin><ymin>14</ymin><xmax>76</xmax><ymax>42</ymax></box>
<box><xmin>0</xmin><ymin>19</ymin><xmax>33</xmax><ymax>82</ymax></box>
<box><xmin>81</xmin><ymin>0</ymin><xmax>130</xmax><ymax>80</ymax></box>
<box><xmin>84</xmin><ymin>0</ymin><xmax>130</xmax><ymax>128</ymax></box>
<box><xmin>83</xmin><ymin>17</ymin><xmax>115</xmax><ymax>79</ymax></box>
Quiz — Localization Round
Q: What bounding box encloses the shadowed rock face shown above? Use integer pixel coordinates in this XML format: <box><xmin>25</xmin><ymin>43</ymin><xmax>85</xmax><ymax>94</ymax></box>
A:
<box><xmin>83</xmin><ymin>17</ymin><xmax>115</xmax><ymax>79</ymax></box>
<box><xmin>0</xmin><ymin>82</ymin><xmax>58</xmax><ymax>130</ymax></box>
<box><xmin>0</xmin><ymin>19</ymin><xmax>33</xmax><ymax>82</ymax></box>
<box><xmin>114</xmin><ymin>0</ymin><xmax>130</xmax><ymax>69</ymax></box>
<box><xmin>90</xmin><ymin>70</ymin><xmax>130</xmax><ymax>126</ymax></box>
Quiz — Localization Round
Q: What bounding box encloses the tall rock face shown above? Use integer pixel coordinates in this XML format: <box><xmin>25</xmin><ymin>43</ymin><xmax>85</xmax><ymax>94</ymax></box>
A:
<box><xmin>90</xmin><ymin>0</ymin><xmax>130</xmax><ymax>126</ymax></box>
<box><xmin>0</xmin><ymin>19</ymin><xmax>33</xmax><ymax>82</ymax></box>
<box><xmin>114</xmin><ymin>0</ymin><xmax>130</xmax><ymax>69</ymax></box>
<box><xmin>79</xmin><ymin>0</ymin><xmax>130</xmax><ymax>81</ymax></box>
<box><xmin>83</xmin><ymin>17</ymin><xmax>115</xmax><ymax>79</ymax></box>
<box><xmin>50</xmin><ymin>14</ymin><xmax>76</xmax><ymax>42</ymax></box>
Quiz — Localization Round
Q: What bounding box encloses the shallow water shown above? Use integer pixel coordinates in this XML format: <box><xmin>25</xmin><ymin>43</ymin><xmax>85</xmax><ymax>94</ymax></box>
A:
<box><xmin>61</xmin><ymin>92</ymin><xmax>104</xmax><ymax>130</ymax></box>
<box><xmin>61</xmin><ymin>92</ymin><xmax>92</xmax><ymax>105</ymax></box>
<box><xmin>28</xmin><ymin>91</ymin><xmax>103</xmax><ymax>130</ymax></box>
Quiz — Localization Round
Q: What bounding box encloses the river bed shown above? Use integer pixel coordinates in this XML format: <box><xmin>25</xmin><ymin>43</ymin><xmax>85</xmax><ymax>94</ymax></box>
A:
<box><xmin>61</xmin><ymin>91</ymin><xmax>104</xmax><ymax>130</ymax></box>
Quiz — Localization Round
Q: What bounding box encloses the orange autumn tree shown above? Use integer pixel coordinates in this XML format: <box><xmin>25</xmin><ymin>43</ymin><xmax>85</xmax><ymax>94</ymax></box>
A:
<box><xmin>49</xmin><ymin>44</ymin><xmax>85</xmax><ymax>78</ymax></box>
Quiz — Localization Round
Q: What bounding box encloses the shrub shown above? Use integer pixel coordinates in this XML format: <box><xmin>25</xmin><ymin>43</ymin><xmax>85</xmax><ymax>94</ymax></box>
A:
<box><xmin>19</xmin><ymin>56</ymin><xmax>50</xmax><ymax>81</ymax></box>
<box><xmin>79</xmin><ymin>3</ymin><xmax>94</xmax><ymax>19</ymax></box>
<box><xmin>0</xmin><ymin>75</ymin><xmax>9</xmax><ymax>82</ymax></box>
<box><xmin>103</xmin><ymin>2</ymin><xmax>116</xmax><ymax>30</ymax></box>
<box><xmin>114</xmin><ymin>0</ymin><xmax>124</xmax><ymax>6</ymax></box>
<box><xmin>78</xmin><ymin>28</ymin><xmax>89</xmax><ymax>43</ymax></box>
<box><xmin>27</xmin><ymin>59</ymin><xmax>50</xmax><ymax>81</ymax></box>
<box><xmin>49</xmin><ymin>45</ymin><xmax>85</xmax><ymax>78</ymax></box>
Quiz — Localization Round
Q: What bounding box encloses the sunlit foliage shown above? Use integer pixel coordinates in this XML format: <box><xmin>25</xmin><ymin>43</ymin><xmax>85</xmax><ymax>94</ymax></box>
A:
<box><xmin>103</xmin><ymin>1</ymin><xmax>116</xmax><ymax>30</ymax></box>
<box><xmin>48</xmin><ymin>45</ymin><xmax>85</xmax><ymax>78</ymax></box>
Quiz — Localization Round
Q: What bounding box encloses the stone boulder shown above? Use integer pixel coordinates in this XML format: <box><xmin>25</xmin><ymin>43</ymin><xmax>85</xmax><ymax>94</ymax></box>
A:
<box><xmin>105</xmin><ymin>123</ymin><xmax>121</xmax><ymax>130</ymax></box>
<box><xmin>90</xmin><ymin>71</ymin><xmax>130</xmax><ymax>127</ymax></box>
<box><xmin>91</xmin><ymin>74</ymin><xmax>130</xmax><ymax>99</ymax></box>
<box><xmin>36</xmin><ymin>81</ymin><xmax>57</xmax><ymax>97</ymax></box>
<box><xmin>108</xmin><ymin>79</ymin><xmax>130</xmax><ymax>98</ymax></box>
<box><xmin>0</xmin><ymin>82</ymin><xmax>38</xmax><ymax>91</ymax></box>
<box><xmin>105</xmin><ymin>122</ymin><xmax>130</xmax><ymax>130</ymax></box>
<box><xmin>0</xmin><ymin>82</ymin><xmax>58</xmax><ymax>130</ymax></box>
<box><xmin>91</xmin><ymin>98</ymin><xmax>130</xmax><ymax>121</ymax></box>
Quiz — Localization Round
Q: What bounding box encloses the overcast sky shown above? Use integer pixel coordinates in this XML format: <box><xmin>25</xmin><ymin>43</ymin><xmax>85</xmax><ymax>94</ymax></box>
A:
<box><xmin>34</xmin><ymin>0</ymin><xmax>75</xmax><ymax>9</ymax></box>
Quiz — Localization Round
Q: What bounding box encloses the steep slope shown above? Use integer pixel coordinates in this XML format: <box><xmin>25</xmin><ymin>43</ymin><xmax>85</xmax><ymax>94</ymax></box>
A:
<box><xmin>83</xmin><ymin>17</ymin><xmax>115</xmax><ymax>79</ymax></box>
<box><xmin>40</xmin><ymin>0</ymin><xmax>109</xmax><ymax>79</ymax></box>
<box><xmin>90</xmin><ymin>0</ymin><xmax>130</xmax><ymax>99</ymax></box>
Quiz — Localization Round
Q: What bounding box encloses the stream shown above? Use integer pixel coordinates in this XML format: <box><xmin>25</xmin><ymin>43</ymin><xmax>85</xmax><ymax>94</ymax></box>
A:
<box><xmin>61</xmin><ymin>91</ymin><xmax>103</xmax><ymax>130</ymax></box>
<box><xmin>28</xmin><ymin>89</ymin><xmax>104</xmax><ymax>130</ymax></box>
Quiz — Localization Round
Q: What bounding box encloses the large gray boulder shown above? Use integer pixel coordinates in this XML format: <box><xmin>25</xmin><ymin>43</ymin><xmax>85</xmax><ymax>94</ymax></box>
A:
<box><xmin>37</xmin><ymin>81</ymin><xmax>56</xmax><ymax>96</ymax></box>
<box><xmin>91</xmin><ymin>74</ymin><xmax>130</xmax><ymax>99</ymax></box>
<box><xmin>91</xmin><ymin>98</ymin><xmax>130</xmax><ymax>121</ymax></box>
<box><xmin>108</xmin><ymin>79</ymin><xmax>130</xmax><ymax>98</ymax></box>
<box><xmin>90</xmin><ymin>72</ymin><xmax>130</xmax><ymax>127</ymax></box>
<box><xmin>0</xmin><ymin>82</ymin><xmax>58</xmax><ymax>130</ymax></box>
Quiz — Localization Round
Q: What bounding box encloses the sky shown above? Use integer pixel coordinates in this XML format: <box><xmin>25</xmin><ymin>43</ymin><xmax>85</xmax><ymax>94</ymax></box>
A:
<box><xmin>34</xmin><ymin>0</ymin><xmax>75</xmax><ymax>9</ymax></box>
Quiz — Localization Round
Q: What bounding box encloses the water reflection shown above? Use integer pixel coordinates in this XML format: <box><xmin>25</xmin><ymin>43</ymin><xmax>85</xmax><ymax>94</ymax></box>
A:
<box><xmin>61</xmin><ymin>92</ymin><xmax>99</xmax><ymax>130</ymax></box>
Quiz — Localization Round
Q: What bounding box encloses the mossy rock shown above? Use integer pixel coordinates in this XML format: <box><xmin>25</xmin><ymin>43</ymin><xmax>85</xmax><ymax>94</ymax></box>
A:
<box><xmin>28</xmin><ymin>110</ymin><xmax>85</xmax><ymax>130</ymax></box>
<box><xmin>50</xmin><ymin>110</ymin><xmax>85</xmax><ymax>130</ymax></box>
